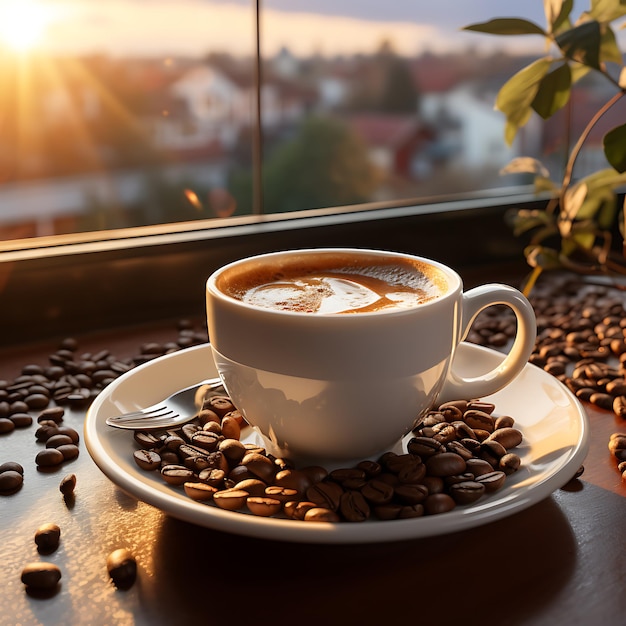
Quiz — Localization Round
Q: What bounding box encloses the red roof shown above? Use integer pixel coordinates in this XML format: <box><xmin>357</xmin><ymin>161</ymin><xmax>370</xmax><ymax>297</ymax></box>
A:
<box><xmin>347</xmin><ymin>114</ymin><xmax>424</xmax><ymax>148</ymax></box>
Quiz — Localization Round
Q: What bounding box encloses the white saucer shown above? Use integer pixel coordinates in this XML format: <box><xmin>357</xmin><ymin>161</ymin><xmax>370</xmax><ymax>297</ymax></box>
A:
<box><xmin>85</xmin><ymin>342</ymin><xmax>589</xmax><ymax>544</ymax></box>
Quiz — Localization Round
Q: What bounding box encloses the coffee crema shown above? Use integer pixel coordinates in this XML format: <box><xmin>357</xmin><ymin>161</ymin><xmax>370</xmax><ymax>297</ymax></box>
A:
<box><xmin>219</xmin><ymin>252</ymin><xmax>448</xmax><ymax>314</ymax></box>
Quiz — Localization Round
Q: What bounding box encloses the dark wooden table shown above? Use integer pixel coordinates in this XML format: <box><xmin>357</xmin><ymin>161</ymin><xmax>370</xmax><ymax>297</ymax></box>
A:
<box><xmin>1</xmin><ymin>320</ymin><xmax>625</xmax><ymax>626</ymax></box>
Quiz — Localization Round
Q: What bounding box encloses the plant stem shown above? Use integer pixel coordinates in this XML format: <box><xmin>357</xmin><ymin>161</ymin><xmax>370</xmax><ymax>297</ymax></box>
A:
<box><xmin>561</xmin><ymin>90</ymin><xmax>625</xmax><ymax>191</ymax></box>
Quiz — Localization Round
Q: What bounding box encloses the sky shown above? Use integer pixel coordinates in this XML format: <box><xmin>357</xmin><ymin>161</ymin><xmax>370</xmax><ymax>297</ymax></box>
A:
<box><xmin>0</xmin><ymin>0</ymin><xmax>586</xmax><ymax>58</ymax></box>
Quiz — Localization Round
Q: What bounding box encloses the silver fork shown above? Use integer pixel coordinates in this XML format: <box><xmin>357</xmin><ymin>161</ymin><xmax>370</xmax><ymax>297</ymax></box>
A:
<box><xmin>105</xmin><ymin>377</ymin><xmax>225</xmax><ymax>430</ymax></box>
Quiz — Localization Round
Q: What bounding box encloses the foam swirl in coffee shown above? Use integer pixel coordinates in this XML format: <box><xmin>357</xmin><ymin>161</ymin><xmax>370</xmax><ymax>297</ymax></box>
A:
<box><xmin>219</xmin><ymin>252</ymin><xmax>447</xmax><ymax>314</ymax></box>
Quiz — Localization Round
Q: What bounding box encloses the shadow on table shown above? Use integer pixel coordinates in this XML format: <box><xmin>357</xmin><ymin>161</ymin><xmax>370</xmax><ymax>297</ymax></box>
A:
<box><xmin>139</xmin><ymin>495</ymin><xmax>578</xmax><ymax>626</ymax></box>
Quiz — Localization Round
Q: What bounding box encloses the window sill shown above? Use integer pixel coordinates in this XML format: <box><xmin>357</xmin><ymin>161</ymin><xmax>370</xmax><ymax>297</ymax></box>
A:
<box><xmin>0</xmin><ymin>191</ymin><xmax>540</xmax><ymax>347</ymax></box>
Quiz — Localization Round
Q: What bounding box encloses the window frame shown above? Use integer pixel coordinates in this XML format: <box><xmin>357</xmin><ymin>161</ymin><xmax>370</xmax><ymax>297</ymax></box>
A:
<box><xmin>0</xmin><ymin>186</ymin><xmax>543</xmax><ymax>347</ymax></box>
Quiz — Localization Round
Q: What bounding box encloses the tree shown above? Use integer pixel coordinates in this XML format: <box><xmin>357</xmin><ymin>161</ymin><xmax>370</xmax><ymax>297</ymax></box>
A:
<box><xmin>231</xmin><ymin>116</ymin><xmax>379</xmax><ymax>214</ymax></box>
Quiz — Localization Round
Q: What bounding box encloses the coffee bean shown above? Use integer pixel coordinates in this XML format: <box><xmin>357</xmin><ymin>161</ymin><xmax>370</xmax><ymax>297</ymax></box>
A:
<box><xmin>190</xmin><ymin>430</ymin><xmax>221</xmax><ymax>451</ymax></box>
<box><xmin>247</xmin><ymin>496</ymin><xmax>282</xmax><ymax>517</ymax></box>
<box><xmin>21</xmin><ymin>562</ymin><xmax>62</xmax><ymax>591</ymax></box>
<box><xmin>394</xmin><ymin>483</ymin><xmax>428</xmax><ymax>505</ymax></box>
<box><xmin>9</xmin><ymin>413</ymin><xmax>33</xmax><ymax>428</ymax></box>
<box><xmin>494</xmin><ymin>415</ymin><xmax>515</xmax><ymax>429</ymax></box>
<box><xmin>407</xmin><ymin>436</ymin><xmax>445</xmax><ymax>457</ymax></box>
<box><xmin>300</xmin><ymin>465</ymin><xmax>328</xmax><ymax>483</ymax></box>
<box><xmin>134</xmin><ymin>431</ymin><xmax>161</xmax><ymax>448</ymax></box>
<box><xmin>398</xmin><ymin>504</ymin><xmax>425</xmax><ymax>518</ymax></box>
<box><xmin>465</xmin><ymin>457</ymin><xmax>495</xmax><ymax>477</ymax></box>
<box><xmin>59</xmin><ymin>473</ymin><xmax>76</xmax><ymax>496</ymax></box>
<box><xmin>133</xmin><ymin>449</ymin><xmax>161</xmax><ymax>471</ymax></box>
<box><xmin>56</xmin><ymin>426</ymin><xmax>80</xmax><ymax>444</ymax></box>
<box><xmin>37</xmin><ymin>406</ymin><xmax>65</xmax><ymax>424</ymax></box>
<box><xmin>221</xmin><ymin>414</ymin><xmax>241</xmax><ymax>439</ymax></box>
<box><xmin>499</xmin><ymin>453</ymin><xmax>521</xmax><ymax>475</ymax></box>
<box><xmin>233</xmin><ymin>478</ymin><xmax>267</xmax><ymax>497</ymax></box>
<box><xmin>463</xmin><ymin>410</ymin><xmax>495</xmax><ymax>433</ymax></box>
<box><xmin>355</xmin><ymin>460</ymin><xmax>382</xmax><ymax>477</ymax></box>
<box><xmin>0</xmin><ymin>461</ymin><xmax>24</xmax><ymax>474</ymax></box>
<box><xmin>480</xmin><ymin>440</ymin><xmax>507</xmax><ymax>466</ymax></box>
<box><xmin>303</xmin><ymin>507</ymin><xmax>340</xmax><ymax>523</ymax></box>
<box><xmin>0</xmin><ymin>417</ymin><xmax>16</xmax><ymax>434</ymax></box>
<box><xmin>424</xmin><ymin>493</ymin><xmax>456</xmax><ymax>515</ymax></box>
<box><xmin>446</xmin><ymin>440</ymin><xmax>474</xmax><ymax>461</ymax></box>
<box><xmin>448</xmin><ymin>481</ymin><xmax>485</xmax><ymax>505</ymax></box>
<box><xmin>306</xmin><ymin>481</ymin><xmax>343</xmax><ymax>511</ymax></box>
<box><xmin>284</xmin><ymin>500</ymin><xmax>317</xmax><ymax>520</ymax></box>
<box><xmin>590</xmin><ymin>392</ymin><xmax>614</xmax><ymax>410</ymax></box>
<box><xmin>34</xmin><ymin>523</ymin><xmax>61</xmax><ymax>554</ymax></box>
<box><xmin>107</xmin><ymin>548</ymin><xmax>137</xmax><ymax>590</ymax></box>
<box><xmin>184</xmin><ymin>481</ymin><xmax>218</xmax><ymax>501</ymax></box>
<box><xmin>273</xmin><ymin>469</ymin><xmax>312</xmax><ymax>495</ymax></box>
<box><xmin>25</xmin><ymin>393</ymin><xmax>50</xmax><ymax>410</ymax></box>
<box><xmin>45</xmin><ymin>434</ymin><xmax>74</xmax><ymax>449</ymax></box>
<box><xmin>161</xmin><ymin>464</ymin><xmax>195</xmax><ymax>485</ymax></box>
<box><xmin>241</xmin><ymin>452</ymin><xmax>276</xmax><ymax>482</ymax></box>
<box><xmin>613</xmin><ymin>396</ymin><xmax>626</xmax><ymax>418</ymax></box>
<box><xmin>486</xmin><ymin>427</ymin><xmax>523</xmax><ymax>450</ymax></box>
<box><xmin>0</xmin><ymin>470</ymin><xmax>24</xmax><ymax>492</ymax></box>
<box><xmin>36</xmin><ymin>448</ymin><xmax>65</xmax><ymax>468</ymax></box>
<box><xmin>213</xmin><ymin>488</ymin><xmax>249</xmax><ymax>511</ymax></box>
<box><xmin>203</xmin><ymin>395</ymin><xmax>235</xmax><ymax>417</ymax></box>
<box><xmin>425</xmin><ymin>452</ymin><xmax>466</xmax><ymax>477</ymax></box>
<box><xmin>339</xmin><ymin>490</ymin><xmax>370</xmax><ymax>522</ymax></box>
<box><xmin>475</xmin><ymin>471</ymin><xmax>507</xmax><ymax>492</ymax></box>
<box><xmin>264</xmin><ymin>485</ymin><xmax>299</xmax><ymax>504</ymax></box>
<box><xmin>56</xmin><ymin>444</ymin><xmax>80</xmax><ymax>461</ymax></box>
<box><xmin>360</xmin><ymin>479</ymin><xmax>394</xmax><ymax>505</ymax></box>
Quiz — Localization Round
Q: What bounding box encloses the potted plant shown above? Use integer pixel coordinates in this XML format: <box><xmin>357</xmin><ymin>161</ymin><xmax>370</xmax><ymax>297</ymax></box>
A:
<box><xmin>463</xmin><ymin>0</ymin><xmax>626</xmax><ymax>294</ymax></box>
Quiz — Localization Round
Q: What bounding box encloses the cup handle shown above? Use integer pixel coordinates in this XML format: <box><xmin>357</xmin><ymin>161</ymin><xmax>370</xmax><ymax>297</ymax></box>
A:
<box><xmin>439</xmin><ymin>284</ymin><xmax>536</xmax><ymax>402</ymax></box>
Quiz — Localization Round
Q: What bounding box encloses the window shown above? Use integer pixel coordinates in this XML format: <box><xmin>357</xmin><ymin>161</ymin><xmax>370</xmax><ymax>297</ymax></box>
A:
<box><xmin>0</xmin><ymin>2</ymin><xmax>591</xmax><ymax>344</ymax></box>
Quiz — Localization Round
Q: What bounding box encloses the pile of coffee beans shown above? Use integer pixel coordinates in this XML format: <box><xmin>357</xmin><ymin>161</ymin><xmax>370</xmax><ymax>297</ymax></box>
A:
<box><xmin>0</xmin><ymin>322</ymin><xmax>208</xmax><ymax>497</ymax></box>
<box><xmin>129</xmin><ymin>386</ymin><xmax>524</xmax><ymax>522</ymax></box>
<box><xmin>609</xmin><ymin>433</ymin><xmax>626</xmax><ymax>480</ymax></box>
<box><xmin>468</xmin><ymin>277</ymin><xmax>626</xmax><ymax>419</ymax></box>
<box><xmin>467</xmin><ymin>276</ymin><xmax>626</xmax><ymax>483</ymax></box>
<box><xmin>0</xmin><ymin>323</ymin><xmax>207</xmax><ymax>437</ymax></box>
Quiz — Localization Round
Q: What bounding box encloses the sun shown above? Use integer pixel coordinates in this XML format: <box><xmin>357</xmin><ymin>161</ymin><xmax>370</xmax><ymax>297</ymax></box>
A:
<box><xmin>0</xmin><ymin>0</ymin><xmax>54</xmax><ymax>52</ymax></box>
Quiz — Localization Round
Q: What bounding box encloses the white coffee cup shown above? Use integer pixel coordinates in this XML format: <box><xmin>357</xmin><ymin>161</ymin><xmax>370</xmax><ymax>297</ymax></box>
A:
<box><xmin>206</xmin><ymin>248</ymin><xmax>536</xmax><ymax>464</ymax></box>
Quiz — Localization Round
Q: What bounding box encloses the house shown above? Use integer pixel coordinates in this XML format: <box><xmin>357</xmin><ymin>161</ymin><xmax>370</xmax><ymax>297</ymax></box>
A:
<box><xmin>346</xmin><ymin>114</ymin><xmax>435</xmax><ymax>178</ymax></box>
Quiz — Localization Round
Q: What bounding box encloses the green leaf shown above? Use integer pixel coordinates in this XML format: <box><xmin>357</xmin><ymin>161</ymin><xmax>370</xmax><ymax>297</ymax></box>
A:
<box><xmin>462</xmin><ymin>18</ymin><xmax>547</xmax><ymax>36</ymax></box>
<box><xmin>562</xmin><ymin>229</ymin><xmax>596</xmax><ymax>254</ymax></box>
<box><xmin>532</xmin><ymin>63</ymin><xmax>572</xmax><ymax>119</ymax></box>
<box><xmin>604</xmin><ymin>123</ymin><xmax>626</xmax><ymax>172</ymax></box>
<box><xmin>589</xmin><ymin>0</ymin><xmax>626</xmax><ymax>22</ymax></box>
<box><xmin>545</xmin><ymin>0</ymin><xmax>574</xmax><ymax>32</ymax></box>
<box><xmin>574</xmin><ymin>188</ymin><xmax>611</xmax><ymax>220</ymax></box>
<box><xmin>535</xmin><ymin>175</ymin><xmax>559</xmax><ymax>193</ymax></box>
<box><xmin>496</xmin><ymin>58</ymin><xmax>553</xmax><ymax>144</ymax></box>
<box><xmin>507</xmin><ymin>208</ymin><xmax>554</xmax><ymax>236</ymax></box>
<box><xmin>580</xmin><ymin>167</ymin><xmax>626</xmax><ymax>190</ymax></box>
<box><xmin>555</xmin><ymin>20</ymin><xmax>602</xmax><ymax>69</ymax></box>
<box><xmin>500</xmin><ymin>157</ymin><xmax>550</xmax><ymax>176</ymax></box>
<box><xmin>600</xmin><ymin>25</ymin><xmax>624</xmax><ymax>64</ymax></box>
<box><xmin>570</xmin><ymin>63</ymin><xmax>592</xmax><ymax>83</ymax></box>
<box><xmin>597</xmin><ymin>193</ymin><xmax>618</xmax><ymax>229</ymax></box>
<box><xmin>496</xmin><ymin>58</ymin><xmax>554</xmax><ymax>116</ymax></box>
